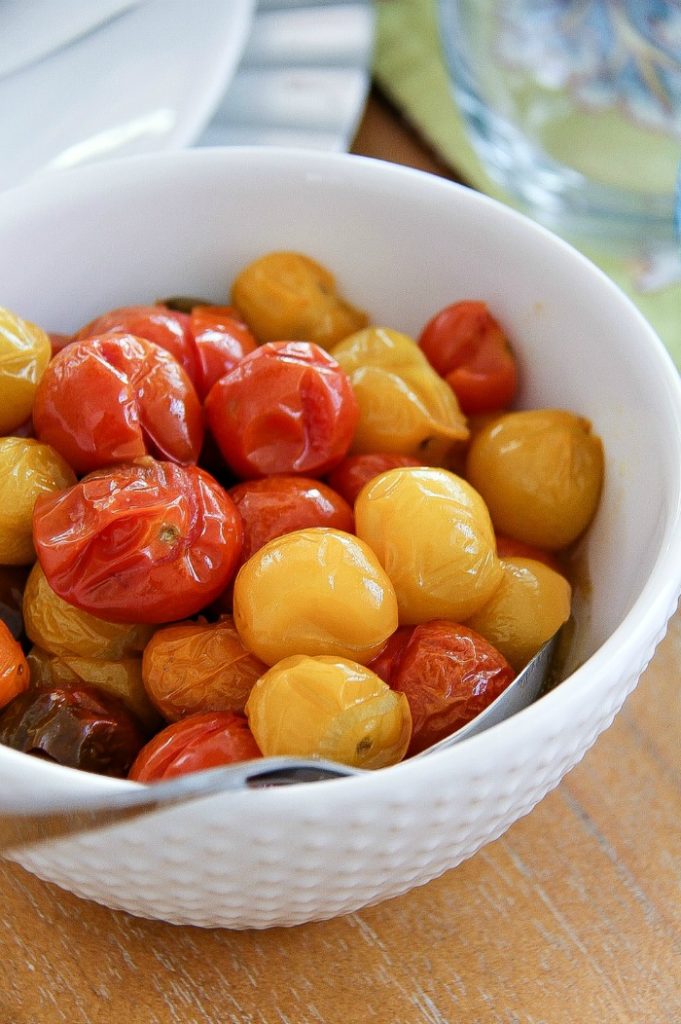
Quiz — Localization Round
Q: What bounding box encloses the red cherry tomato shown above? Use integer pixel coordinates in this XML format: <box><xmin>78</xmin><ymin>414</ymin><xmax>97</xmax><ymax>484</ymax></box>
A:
<box><xmin>419</xmin><ymin>301</ymin><xmax>518</xmax><ymax>415</ymax></box>
<box><xmin>129</xmin><ymin>710</ymin><xmax>261</xmax><ymax>782</ymax></box>
<box><xmin>189</xmin><ymin>305</ymin><xmax>258</xmax><ymax>399</ymax></box>
<box><xmin>367</xmin><ymin>625</ymin><xmax>414</xmax><ymax>686</ymax></box>
<box><xmin>76</xmin><ymin>305</ymin><xmax>198</xmax><ymax>383</ymax></box>
<box><xmin>33</xmin><ymin>459</ymin><xmax>243</xmax><ymax>623</ymax></box>
<box><xmin>33</xmin><ymin>333</ymin><xmax>204</xmax><ymax>474</ymax></box>
<box><xmin>495</xmin><ymin>533</ymin><xmax>562</xmax><ymax>574</ymax></box>
<box><xmin>205</xmin><ymin>341</ymin><xmax>359</xmax><ymax>479</ymax></box>
<box><xmin>327</xmin><ymin>453</ymin><xmax>423</xmax><ymax>505</ymax></box>
<box><xmin>230</xmin><ymin>475</ymin><xmax>355</xmax><ymax>563</ymax></box>
<box><xmin>387</xmin><ymin>621</ymin><xmax>515</xmax><ymax>755</ymax></box>
<box><xmin>48</xmin><ymin>332</ymin><xmax>73</xmax><ymax>356</ymax></box>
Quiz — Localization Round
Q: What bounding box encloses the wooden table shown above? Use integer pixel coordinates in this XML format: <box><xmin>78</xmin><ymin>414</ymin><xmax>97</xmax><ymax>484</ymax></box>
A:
<box><xmin>2</xmin><ymin>93</ymin><xmax>680</xmax><ymax>1024</ymax></box>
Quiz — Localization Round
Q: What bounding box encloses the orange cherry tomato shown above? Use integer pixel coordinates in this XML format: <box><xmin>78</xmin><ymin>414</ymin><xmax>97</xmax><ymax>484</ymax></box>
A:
<box><xmin>189</xmin><ymin>305</ymin><xmax>258</xmax><ymax>398</ymax></box>
<box><xmin>419</xmin><ymin>301</ymin><xmax>518</xmax><ymax>415</ymax></box>
<box><xmin>0</xmin><ymin>619</ymin><xmax>29</xmax><ymax>710</ymax></box>
<box><xmin>495</xmin><ymin>533</ymin><xmax>562</xmax><ymax>574</ymax></box>
<box><xmin>386</xmin><ymin>620</ymin><xmax>515</xmax><ymax>755</ymax></box>
<box><xmin>205</xmin><ymin>341</ymin><xmax>359</xmax><ymax>479</ymax></box>
<box><xmin>76</xmin><ymin>305</ymin><xmax>199</xmax><ymax>384</ymax></box>
<box><xmin>33</xmin><ymin>333</ymin><xmax>204</xmax><ymax>474</ymax></box>
<box><xmin>229</xmin><ymin>475</ymin><xmax>354</xmax><ymax>563</ymax></box>
<box><xmin>33</xmin><ymin>459</ymin><xmax>243</xmax><ymax>624</ymax></box>
<box><xmin>129</xmin><ymin>710</ymin><xmax>261</xmax><ymax>782</ymax></box>
<box><xmin>327</xmin><ymin>453</ymin><xmax>423</xmax><ymax>505</ymax></box>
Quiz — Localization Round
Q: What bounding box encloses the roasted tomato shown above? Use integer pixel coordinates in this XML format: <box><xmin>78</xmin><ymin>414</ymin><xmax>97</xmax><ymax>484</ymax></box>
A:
<box><xmin>0</xmin><ymin>307</ymin><xmax>51</xmax><ymax>434</ymax></box>
<box><xmin>0</xmin><ymin>685</ymin><xmax>147</xmax><ymax>777</ymax></box>
<box><xmin>0</xmin><ymin>619</ymin><xmax>29</xmax><ymax>710</ymax></box>
<box><xmin>205</xmin><ymin>341</ymin><xmax>359</xmax><ymax>479</ymax></box>
<box><xmin>142</xmin><ymin>616</ymin><xmax>267</xmax><ymax>721</ymax></box>
<box><xmin>386</xmin><ymin>621</ymin><xmax>515</xmax><ymax>755</ymax></box>
<box><xmin>0</xmin><ymin>437</ymin><xmax>76</xmax><ymax>565</ymax></box>
<box><xmin>32</xmin><ymin>333</ymin><xmax>204</xmax><ymax>474</ymax></box>
<box><xmin>326</xmin><ymin>453</ymin><xmax>423</xmax><ymax>506</ymax></box>
<box><xmin>76</xmin><ymin>305</ymin><xmax>198</xmax><ymax>383</ymax></box>
<box><xmin>33</xmin><ymin>459</ymin><xmax>243</xmax><ymax>623</ymax></box>
<box><xmin>231</xmin><ymin>250</ymin><xmax>367</xmax><ymax>348</ymax></box>
<box><xmin>229</xmin><ymin>475</ymin><xmax>354</xmax><ymax>564</ymax></box>
<box><xmin>189</xmin><ymin>305</ymin><xmax>258</xmax><ymax>398</ymax></box>
<box><xmin>129</xmin><ymin>710</ymin><xmax>261</xmax><ymax>782</ymax></box>
<box><xmin>494</xmin><ymin>534</ymin><xmax>562</xmax><ymax>574</ymax></box>
<box><xmin>0</xmin><ymin>565</ymin><xmax>28</xmax><ymax>639</ymax></box>
<box><xmin>418</xmin><ymin>300</ymin><xmax>518</xmax><ymax>415</ymax></box>
<box><xmin>246</xmin><ymin>655</ymin><xmax>411</xmax><ymax>769</ymax></box>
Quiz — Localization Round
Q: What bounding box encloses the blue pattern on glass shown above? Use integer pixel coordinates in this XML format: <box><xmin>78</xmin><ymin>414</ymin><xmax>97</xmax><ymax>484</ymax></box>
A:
<box><xmin>499</xmin><ymin>1</ymin><xmax>681</xmax><ymax>135</ymax></box>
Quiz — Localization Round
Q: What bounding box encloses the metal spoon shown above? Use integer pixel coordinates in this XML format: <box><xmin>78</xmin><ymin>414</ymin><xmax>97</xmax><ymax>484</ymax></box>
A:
<box><xmin>0</xmin><ymin>633</ymin><xmax>558</xmax><ymax>855</ymax></box>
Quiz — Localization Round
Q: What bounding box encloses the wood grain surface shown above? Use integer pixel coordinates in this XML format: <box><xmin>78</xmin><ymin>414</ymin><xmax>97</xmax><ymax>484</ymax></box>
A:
<box><xmin>1</xmin><ymin>93</ymin><xmax>679</xmax><ymax>1024</ymax></box>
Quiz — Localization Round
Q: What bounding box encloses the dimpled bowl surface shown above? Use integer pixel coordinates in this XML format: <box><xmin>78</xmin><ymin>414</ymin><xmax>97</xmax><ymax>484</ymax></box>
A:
<box><xmin>1</xmin><ymin>148</ymin><xmax>680</xmax><ymax>929</ymax></box>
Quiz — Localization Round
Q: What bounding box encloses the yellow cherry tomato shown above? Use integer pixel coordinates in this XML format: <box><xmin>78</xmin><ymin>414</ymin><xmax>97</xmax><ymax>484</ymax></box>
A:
<box><xmin>0</xmin><ymin>437</ymin><xmax>76</xmax><ymax>565</ymax></box>
<box><xmin>23</xmin><ymin>562</ymin><xmax>153</xmax><ymax>659</ymax></box>
<box><xmin>233</xmin><ymin>527</ymin><xmax>399</xmax><ymax>666</ymax></box>
<box><xmin>27</xmin><ymin>646</ymin><xmax>160</xmax><ymax>731</ymax></box>
<box><xmin>466</xmin><ymin>557</ymin><xmax>572</xmax><ymax>670</ymax></box>
<box><xmin>355</xmin><ymin>466</ymin><xmax>503</xmax><ymax>625</ymax></box>
<box><xmin>231</xmin><ymin>251</ymin><xmax>367</xmax><ymax>347</ymax></box>
<box><xmin>245</xmin><ymin>655</ymin><xmax>412</xmax><ymax>768</ymax></box>
<box><xmin>465</xmin><ymin>409</ymin><xmax>604</xmax><ymax>550</ymax></box>
<box><xmin>0</xmin><ymin>308</ymin><xmax>51</xmax><ymax>433</ymax></box>
<box><xmin>331</xmin><ymin>326</ymin><xmax>469</xmax><ymax>463</ymax></box>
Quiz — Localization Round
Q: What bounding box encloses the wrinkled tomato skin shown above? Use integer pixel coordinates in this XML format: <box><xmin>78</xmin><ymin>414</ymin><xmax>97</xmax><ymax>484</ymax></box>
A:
<box><xmin>327</xmin><ymin>453</ymin><xmax>423</xmax><ymax>505</ymax></box>
<box><xmin>129</xmin><ymin>710</ymin><xmax>261</xmax><ymax>782</ymax></box>
<box><xmin>0</xmin><ymin>685</ymin><xmax>147</xmax><ymax>777</ymax></box>
<box><xmin>76</xmin><ymin>305</ymin><xmax>198</xmax><ymax>383</ymax></box>
<box><xmin>33</xmin><ymin>333</ymin><xmax>204</xmax><ymax>474</ymax></box>
<box><xmin>419</xmin><ymin>301</ymin><xmax>518</xmax><ymax>415</ymax></box>
<box><xmin>367</xmin><ymin>625</ymin><xmax>414</xmax><ymax>686</ymax></box>
<box><xmin>33</xmin><ymin>459</ymin><xmax>243</xmax><ymax>624</ymax></box>
<box><xmin>0</xmin><ymin>619</ymin><xmax>29</xmax><ymax>709</ymax></box>
<box><xmin>189</xmin><ymin>305</ymin><xmax>258</xmax><ymax>398</ymax></box>
<box><xmin>205</xmin><ymin>341</ymin><xmax>359</xmax><ymax>479</ymax></box>
<box><xmin>229</xmin><ymin>475</ymin><xmax>354</xmax><ymax>563</ymax></box>
<box><xmin>390</xmin><ymin>621</ymin><xmax>515</xmax><ymax>755</ymax></box>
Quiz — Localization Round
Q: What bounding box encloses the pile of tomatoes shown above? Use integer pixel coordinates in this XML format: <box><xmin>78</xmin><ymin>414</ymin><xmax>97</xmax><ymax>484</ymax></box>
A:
<box><xmin>0</xmin><ymin>251</ymin><xmax>604</xmax><ymax>782</ymax></box>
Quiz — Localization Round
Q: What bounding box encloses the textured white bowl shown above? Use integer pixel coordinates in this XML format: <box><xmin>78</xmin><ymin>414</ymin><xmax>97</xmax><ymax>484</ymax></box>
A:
<box><xmin>1</xmin><ymin>148</ymin><xmax>680</xmax><ymax>929</ymax></box>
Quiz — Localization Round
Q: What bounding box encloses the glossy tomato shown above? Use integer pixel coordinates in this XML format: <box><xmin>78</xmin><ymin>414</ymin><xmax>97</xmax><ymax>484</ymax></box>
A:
<box><xmin>419</xmin><ymin>300</ymin><xmax>518</xmax><ymax>415</ymax></box>
<box><xmin>0</xmin><ymin>618</ymin><xmax>29</xmax><ymax>709</ymax></box>
<box><xmin>129</xmin><ymin>710</ymin><xmax>261</xmax><ymax>782</ymax></box>
<box><xmin>229</xmin><ymin>475</ymin><xmax>354</xmax><ymax>563</ymax></box>
<box><xmin>189</xmin><ymin>305</ymin><xmax>258</xmax><ymax>398</ymax></box>
<box><xmin>33</xmin><ymin>459</ymin><xmax>243</xmax><ymax>623</ymax></box>
<box><xmin>495</xmin><ymin>533</ymin><xmax>562</xmax><ymax>574</ymax></box>
<box><xmin>327</xmin><ymin>453</ymin><xmax>423</xmax><ymax>505</ymax></box>
<box><xmin>33</xmin><ymin>333</ymin><xmax>204</xmax><ymax>474</ymax></box>
<box><xmin>387</xmin><ymin>621</ymin><xmax>515</xmax><ymax>755</ymax></box>
<box><xmin>205</xmin><ymin>341</ymin><xmax>359</xmax><ymax>479</ymax></box>
<box><xmin>76</xmin><ymin>305</ymin><xmax>198</xmax><ymax>383</ymax></box>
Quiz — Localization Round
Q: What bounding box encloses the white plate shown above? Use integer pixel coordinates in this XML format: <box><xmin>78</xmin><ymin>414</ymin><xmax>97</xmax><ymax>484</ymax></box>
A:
<box><xmin>0</xmin><ymin>0</ymin><xmax>255</xmax><ymax>191</ymax></box>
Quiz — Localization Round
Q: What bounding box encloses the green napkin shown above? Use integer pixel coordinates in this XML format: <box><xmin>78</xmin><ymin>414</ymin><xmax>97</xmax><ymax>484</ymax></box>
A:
<box><xmin>373</xmin><ymin>0</ymin><xmax>681</xmax><ymax>365</ymax></box>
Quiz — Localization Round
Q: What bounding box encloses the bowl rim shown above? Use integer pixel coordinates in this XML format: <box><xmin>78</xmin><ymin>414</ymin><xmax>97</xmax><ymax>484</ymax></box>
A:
<box><xmin>2</xmin><ymin>145</ymin><xmax>681</xmax><ymax>800</ymax></box>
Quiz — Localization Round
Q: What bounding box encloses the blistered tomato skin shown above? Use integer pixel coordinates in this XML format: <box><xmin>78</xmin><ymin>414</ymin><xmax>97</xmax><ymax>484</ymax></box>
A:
<box><xmin>205</xmin><ymin>341</ymin><xmax>359</xmax><ymax>479</ymax></box>
<box><xmin>142</xmin><ymin>617</ymin><xmax>267</xmax><ymax>721</ymax></box>
<box><xmin>466</xmin><ymin>557</ymin><xmax>572</xmax><ymax>670</ymax></box>
<box><xmin>0</xmin><ymin>308</ymin><xmax>52</xmax><ymax>434</ymax></box>
<box><xmin>0</xmin><ymin>619</ymin><xmax>29</xmax><ymax>710</ymax></box>
<box><xmin>23</xmin><ymin>562</ymin><xmax>153</xmax><ymax>660</ymax></box>
<box><xmin>0</xmin><ymin>685</ymin><xmax>147</xmax><ymax>777</ymax></box>
<box><xmin>355</xmin><ymin>467</ymin><xmax>503</xmax><ymax>625</ymax></box>
<box><xmin>327</xmin><ymin>453</ymin><xmax>422</xmax><ymax>506</ymax></box>
<box><xmin>231</xmin><ymin>251</ymin><xmax>368</xmax><ymax>348</ymax></box>
<box><xmin>466</xmin><ymin>410</ymin><xmax>604</xmax><ymax>550</ymax></box>
<box><xmin>189</xmin><ymin>305</ymin><xmax>258</xmax><ymax>398</ymax></box>
<box><xmin>0</xmin><ymin>437</ymin><xmax>76</xmax><ymax>565</ymax></box>
<box><xmin>390</xmin><ymin>621</ymin><xmax>515</xmax><ymax>755</ymax></box>
<box><xmin>33</xmin><ymin>459</ymin><xmax>243</xmax><ymax>624</ymax></box>
<box><xmin>245</xmin><ymin>655</ymin><xmax>412</xmax><ymax>769</ymax></box>
<box><xmin>129</xmin><ymin>711</ymin><xmax>261</xmax><ymax>782</ymax></box>
<box><xmin>32</xmin><ymin>333</ymin><xmax>204</xmax><ymax>474</ymax></box>
<box><xmin>76</xmin><ymin>305</ymin><xmax>198</xmax><ymax>383</ymax></box>
<box><xmin>233</xmin><ymin>527</ymin><xmax>399</xmax><ymax>666</ymax></box>
<box><xmin>229</xmin><ymin>476</ymin><xmax>354</xmax><ymax>564</ymax></box>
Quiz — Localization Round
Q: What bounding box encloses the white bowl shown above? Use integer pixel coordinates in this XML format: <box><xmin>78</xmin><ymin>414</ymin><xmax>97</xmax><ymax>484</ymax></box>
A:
<box><xmin>1</xmin><ymin>148</ymin><xmax>680</xmax><ymax>929</ymax></box>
